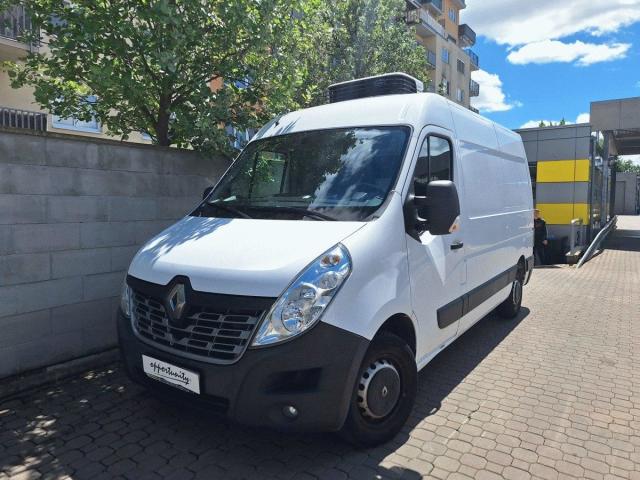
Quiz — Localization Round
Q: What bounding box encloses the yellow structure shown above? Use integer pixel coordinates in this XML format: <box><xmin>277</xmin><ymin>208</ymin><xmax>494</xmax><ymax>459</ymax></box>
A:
<box><xmin>406</xmin><ymin>0</ymin><xmax>479</xmax><ymax>109</ymax></box>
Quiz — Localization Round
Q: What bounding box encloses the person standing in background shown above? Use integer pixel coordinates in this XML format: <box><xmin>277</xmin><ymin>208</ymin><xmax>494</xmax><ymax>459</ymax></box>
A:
<box><xmin>534</xmin><ymin>209</ymin><xmax>548</xmax><ymax>265</ymax></box>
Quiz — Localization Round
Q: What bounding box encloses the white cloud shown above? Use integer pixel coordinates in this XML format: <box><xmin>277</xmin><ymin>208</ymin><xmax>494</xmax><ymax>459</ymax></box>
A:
<box><xmin>471</xmin><ymin>70</ymin><xmax>521</xmax><ymax>113</ymax></box>
<box><xmin>463</xmin><ymin>0</ymin><xmax>640</xmax><ymax>46</ymax></box>
<box><xmin>507</xmin><ymin>40</ymin><xmax>631</xmax><ymax>66</ymax></box>
<box><xmin>519</xmin><ymin>113</ymin><xmax>592</xmax><ymax>129</ymax></box>
<box><xmin>576</xmin><ymin>113</ymin><xmax>590</xmax><ymax>124</ymax></box>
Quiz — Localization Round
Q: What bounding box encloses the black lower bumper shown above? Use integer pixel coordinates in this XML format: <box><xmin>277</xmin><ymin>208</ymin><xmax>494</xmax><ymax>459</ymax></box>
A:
<box><xmin>117</xmin><ymin>310</ymin><xmax>369</xmax><ymax>432</ymax></box>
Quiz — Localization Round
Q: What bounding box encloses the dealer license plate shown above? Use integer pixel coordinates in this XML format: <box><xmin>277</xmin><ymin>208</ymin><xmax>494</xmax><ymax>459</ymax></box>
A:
<box><xmin>142</xmin><ymin>355</ymin><xmax>200</xmax><ymax>394</ymax></box>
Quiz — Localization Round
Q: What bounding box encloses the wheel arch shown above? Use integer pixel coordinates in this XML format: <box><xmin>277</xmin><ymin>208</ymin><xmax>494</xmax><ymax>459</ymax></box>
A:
<box><xmin>374</xmin><ymin>313</ymin><xmax>417</xmax><ymax>356</ymax></box>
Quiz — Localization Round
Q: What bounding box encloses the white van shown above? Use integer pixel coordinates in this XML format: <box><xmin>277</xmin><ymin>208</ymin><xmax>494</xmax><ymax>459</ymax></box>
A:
<box><xmin>118</xmin><ymin>73</ymin><xmax>533</xmax><ymax>446</ymax></box>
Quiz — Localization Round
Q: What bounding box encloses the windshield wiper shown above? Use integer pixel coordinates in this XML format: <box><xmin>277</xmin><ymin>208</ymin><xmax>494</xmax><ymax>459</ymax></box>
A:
<box><xmin>206</xmin><ymin>201</ymin><xmax>252</xmax><ymax>219</ymax></box>
<box><xmin>252</xmin><ymin>205</ymin><xmax>337</xmax><ymax>221</ymax></box>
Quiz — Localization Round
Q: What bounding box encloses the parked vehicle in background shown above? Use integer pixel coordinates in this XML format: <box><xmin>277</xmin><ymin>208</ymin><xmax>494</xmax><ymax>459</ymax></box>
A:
<box><xmin>118</xmin><ymin>73</ymin><xmax>534</xmax><ymax>446</ymax></box>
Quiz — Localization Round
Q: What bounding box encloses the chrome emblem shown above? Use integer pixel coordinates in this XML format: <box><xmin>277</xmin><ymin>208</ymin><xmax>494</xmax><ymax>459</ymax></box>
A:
<box><xmin>166</xmin><ymin>283</ymin><xmax>186</xmax><ymax>322</ymax></box>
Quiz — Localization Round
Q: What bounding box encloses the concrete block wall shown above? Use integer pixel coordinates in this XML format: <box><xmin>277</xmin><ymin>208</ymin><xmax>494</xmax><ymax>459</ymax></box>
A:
<box><xmin>0</xmin><ymin>128</ymin><xmax>230</xmax><ymax>379</ymax></box>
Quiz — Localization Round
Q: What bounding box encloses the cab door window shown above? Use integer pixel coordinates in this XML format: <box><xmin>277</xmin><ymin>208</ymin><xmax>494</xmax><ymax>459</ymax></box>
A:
<box><xmin>414</xmin><ymin>135</ymin><xmax>453</xmax><ymax>195</ymax></box>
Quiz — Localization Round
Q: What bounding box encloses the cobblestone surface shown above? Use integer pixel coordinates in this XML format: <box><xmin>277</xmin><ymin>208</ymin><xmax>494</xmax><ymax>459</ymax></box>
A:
<box><xmin>1</xmin><ymin>218</ymin><xmax>639</xmax><ymax>479</ymax></box>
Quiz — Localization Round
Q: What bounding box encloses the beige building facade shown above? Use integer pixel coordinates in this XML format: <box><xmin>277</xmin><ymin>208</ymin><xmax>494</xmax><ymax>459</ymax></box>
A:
<box><xmin>406</xmin><ymin>0</ymin><xmax>479</xmax><ymax>110</ymax></box>
<box><xmin>0</xmin><ymin>5</ymin><xmax>149</xmax><ymax>142</ymax></box>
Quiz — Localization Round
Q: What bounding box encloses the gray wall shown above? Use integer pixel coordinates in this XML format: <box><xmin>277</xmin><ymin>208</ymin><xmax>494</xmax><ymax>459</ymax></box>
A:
<box><xmin>615</xmin><ymin>172</ymin><xmax>639</xmax><ymax>215</ymax></box>
<box><xmin>516</xmin><ymin>124</ymin><xmax>592</xmax><ymax>242</ymax></box>
<box><xmin>0</xmin><ymin>128</ymin><xmax>230</xmax><ymax>379</ymax></box>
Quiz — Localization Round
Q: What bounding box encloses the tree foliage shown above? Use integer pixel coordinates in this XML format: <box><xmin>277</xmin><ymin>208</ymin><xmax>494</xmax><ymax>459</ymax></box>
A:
<box><xmin>2</xmin><ymin>0</ymin><xmax>429</xmax><ymax>155</ymax></box>
<box><xmin>296</xmin><ymin>0</ymin><xmax>430</xmax><ymax>106</ymax></box>
<box><xmin>614</xmin><ymin>158</ymin><xmax>640</xmax><ymax>174</ymax></box>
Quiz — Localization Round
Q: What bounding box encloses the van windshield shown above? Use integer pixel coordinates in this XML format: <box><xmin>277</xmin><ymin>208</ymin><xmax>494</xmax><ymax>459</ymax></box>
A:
<box><xmin>196</xmin><ymin>126</ymin><xmax>411</xmax><ymax>221</ymax></box>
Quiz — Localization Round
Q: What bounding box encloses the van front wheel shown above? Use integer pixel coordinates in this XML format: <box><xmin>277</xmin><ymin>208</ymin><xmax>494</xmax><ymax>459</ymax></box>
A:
<box><xmin>496</xmin><ymin>267</ymin><xmax>524</xmax><ymax>319</ymax></box>
<box><xmin>340</xmin><ymin>332</ymin><xmax>417</xmax><ymax>447</ymax></box>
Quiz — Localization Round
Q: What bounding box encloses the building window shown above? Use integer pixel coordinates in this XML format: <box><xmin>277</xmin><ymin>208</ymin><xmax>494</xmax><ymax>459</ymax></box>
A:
<box><xmin>226</xmin><ymin>125</ymin><xmax>257</xmax><ymax>151</ymax></box>
<box><xmin>439</xmin><ymin>78</ymin><xmax>450</xmax><ymax>96</ymax></box>
<box><xmin>457</xmin><ymin>59</ymin><xmax>465</xmax><ymax>74</ymax></box>
<box><xmin>441</xmin><ymin>47</ymin><xmax>450</xmax><ymax>64</ymax></box>
<box><xmin>52</xmin><ymin>96</ymin><xmax>101</xmax><ymax>133</ymax></box>
<box><xmin>448</xmin><ymin>8</ymin><xmax>456</xmax><ymax>23</ymax></box>
<box><xmin>456</xmin><ymin>88</ymin><xmax>465</xmax><ymax>103</ymax></box>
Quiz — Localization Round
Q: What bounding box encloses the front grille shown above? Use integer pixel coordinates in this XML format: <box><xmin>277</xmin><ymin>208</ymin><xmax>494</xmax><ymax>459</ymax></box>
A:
<box><xmin>131</xmin><ymin>290</ymin><xmax>264</xmax><ymax>364</ymax></box>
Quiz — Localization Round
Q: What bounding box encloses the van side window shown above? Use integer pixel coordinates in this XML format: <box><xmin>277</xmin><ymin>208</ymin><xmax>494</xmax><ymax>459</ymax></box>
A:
<box><xmin>414</xmin><ymin>135</ymin><xmax>453</xmax><ymax>195</ymax></box>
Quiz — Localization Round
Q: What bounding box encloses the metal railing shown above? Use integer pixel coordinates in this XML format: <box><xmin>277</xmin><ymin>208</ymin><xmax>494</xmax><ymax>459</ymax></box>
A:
<box><xmin>421</xmin><ymin>0</ymin><xmax>443</xmax><ymax>12</ymax></box>
<box><xmin>469</xmin><ymin>79</ymin><xmax>480</xmax><ymax>97</ymax></box>
<box><xmin>568</xmin><ymin>218</ymin><xmax>583</xmax><ymax>253</ymax></box>
<box><xmin>458</xmin><ymin>24</ymin><xmax>476</xmax><ymax>48</ymax></box>
<box><xmin>0</xmin><ymin>5</ymin><xmax>32</xmax><ymax>42</ymax></box>
<box><xmin>0</xmin><ymin>107</ymin><xmax>48</xmax><ymax>132</ymax></box>
<box><xmin>465</xmin><ymin>48</ymin><xmax>479</xmax><ymax>67</ymax></box>
<box><xmin>576</xmin><ymin>216</ymin><xmax>617</xmax><ymax>268</ymax></box>
<box><xmin>420</xmin><ymin>8</ymin><xmax>446</xmax><ymax>37</ymax></box>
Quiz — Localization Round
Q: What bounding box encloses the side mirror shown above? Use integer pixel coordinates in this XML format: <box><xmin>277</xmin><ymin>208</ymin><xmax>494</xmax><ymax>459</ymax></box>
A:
<box><xmin>202</xmin><ymin>186</ymin><xmax>214</xmax><ymax>200</ymax></box>
<box><xmin>414</xmin><ymin>180</ymin><xmax>460</xmax><ymax>235</ymax></box>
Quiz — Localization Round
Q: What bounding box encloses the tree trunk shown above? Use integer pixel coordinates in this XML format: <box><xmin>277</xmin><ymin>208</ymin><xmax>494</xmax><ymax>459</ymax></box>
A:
<box><xmin>156</xmin><ymin>115</ymin><xmax>170</xmax><ymax>146</ymax></box>
<box><xmin>156</xmin><ymin>93</ymin><xmax>171</xmax><ymax>146</ymax></box>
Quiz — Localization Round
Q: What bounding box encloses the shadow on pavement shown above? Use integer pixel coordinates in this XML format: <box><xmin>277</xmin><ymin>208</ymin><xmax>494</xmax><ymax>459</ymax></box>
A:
<box><xmin>605</xmin><ymin>230</ymin><xmax>640</xmax><ymax>252</ymax></box>
<box><xmin>0</xmin><ymin>308</ymin><xmax>529</xmax><ymax>479</ymax></box>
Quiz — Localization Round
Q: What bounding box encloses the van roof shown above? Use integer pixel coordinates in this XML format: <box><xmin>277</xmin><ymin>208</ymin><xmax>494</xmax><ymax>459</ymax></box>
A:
<box><xmin>253</xmin><ymin>93</ymin><xmax>453</xmax><ymax>140</ymax></box>
<box><xmin>252</xmin><ymin>93</ymin><xmax>523</xmax><ymax>154</ymax></box>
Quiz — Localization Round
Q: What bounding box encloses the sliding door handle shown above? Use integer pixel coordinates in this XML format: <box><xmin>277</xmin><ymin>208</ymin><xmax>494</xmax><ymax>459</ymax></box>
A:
<box><xmin>450</xmin><ymin>241</ymin><xmax>464</xmax><ymax>251</ymax></box>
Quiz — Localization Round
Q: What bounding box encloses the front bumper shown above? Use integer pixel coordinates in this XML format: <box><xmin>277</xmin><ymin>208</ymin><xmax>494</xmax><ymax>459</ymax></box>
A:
<box><xmin>117</xmin><ymin>310</ymin><xmax>369</xmax><ymax>432</ymax></box>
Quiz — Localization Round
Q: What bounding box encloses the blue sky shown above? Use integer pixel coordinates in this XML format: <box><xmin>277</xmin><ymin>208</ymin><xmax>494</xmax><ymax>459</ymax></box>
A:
<box><xmin>462</xmin><ymin>0</ymin><xmax>640</xmax><ymax>133</ymax></box>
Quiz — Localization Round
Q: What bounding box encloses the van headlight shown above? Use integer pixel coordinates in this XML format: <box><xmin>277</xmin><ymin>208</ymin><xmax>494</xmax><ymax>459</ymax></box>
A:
<box><xmin>120</xmin><ymin>280</ymin><xmax>132</xmax><ymax>318</ymax></box>
<box><xmin>251</xmin><ymin>244</ymin><xmax>352</xmax><ymax>347</ymax></box>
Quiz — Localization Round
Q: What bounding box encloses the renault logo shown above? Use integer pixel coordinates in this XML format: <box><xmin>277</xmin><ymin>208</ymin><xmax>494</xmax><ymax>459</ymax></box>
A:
<box><xmin>166</xmin><ymin>283</ymin><xmax>186</xmax><ymax>322</ymax></box>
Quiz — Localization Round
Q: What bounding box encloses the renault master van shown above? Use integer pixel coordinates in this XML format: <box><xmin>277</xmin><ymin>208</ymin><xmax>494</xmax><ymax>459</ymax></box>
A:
<box><xmin>118</xmin><ymin>73</ymin><xmax>534</xmax><ymax>446</ymax></box>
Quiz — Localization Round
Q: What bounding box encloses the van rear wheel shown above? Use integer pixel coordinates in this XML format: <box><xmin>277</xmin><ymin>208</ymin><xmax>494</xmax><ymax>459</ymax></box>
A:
<box><xmin>496</xmin><ymin>265</ymin><xmax>524</xmax><ymax>319</ymax></box>
<box><xmin>340</xmin><ymin>332</ymin><xmax>417</xmax><ymax>447</ymax></box>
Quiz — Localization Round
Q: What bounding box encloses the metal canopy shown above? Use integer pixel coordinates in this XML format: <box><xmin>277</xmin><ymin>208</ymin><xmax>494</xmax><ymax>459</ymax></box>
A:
<box><xmin>591</xmin><ymin>97</ymin><xmax>640</xmax><ymax>155</ymax></box>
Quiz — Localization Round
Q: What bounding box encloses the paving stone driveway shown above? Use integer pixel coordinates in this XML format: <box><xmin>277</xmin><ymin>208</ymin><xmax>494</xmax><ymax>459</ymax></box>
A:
<box><xmin>1</xmin><ymin>219</ymin><xmax>639</xmax><ymax>480</ymax></box>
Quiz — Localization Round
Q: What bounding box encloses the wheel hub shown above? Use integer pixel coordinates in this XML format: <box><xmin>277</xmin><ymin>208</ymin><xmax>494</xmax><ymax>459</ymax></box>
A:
<box><xmin>512</xmin><ymin>279</ymin><xmax>522</xmax><ymax>305</ymax></box>
<box><xmin>357</xmin><ymin>359</ymin><xmax>401</xmax><ymax>419</ymax></box>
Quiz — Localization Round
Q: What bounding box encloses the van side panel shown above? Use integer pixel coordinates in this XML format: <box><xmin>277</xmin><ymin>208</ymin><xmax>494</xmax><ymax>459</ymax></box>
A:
<box><xmin>448</xmin><ymin>104</ymin><xmax>532</xmax><ymax>334</ymax></box>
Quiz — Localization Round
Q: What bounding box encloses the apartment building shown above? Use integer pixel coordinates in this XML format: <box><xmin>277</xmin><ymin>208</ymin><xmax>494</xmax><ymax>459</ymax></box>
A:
<box><xmin>0</xmin><ymin>5</ymin><xmax>149</xmax><ymax>142</ymax></box>
<box><xmin>405</xmin><ymin>0</ymin><xmax>479</xmax><ymax>110</ymax></box>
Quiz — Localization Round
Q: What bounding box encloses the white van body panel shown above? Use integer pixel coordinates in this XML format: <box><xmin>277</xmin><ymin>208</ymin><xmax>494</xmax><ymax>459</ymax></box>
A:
<box><xmin>321</xmin><ymin>193</ymin><xmax>417</xmax><ymax>342</ymax></box>
<box><xmin>128</xmin><ymin>216</ymin><xmax>365</xmax><ymax>297</ymax></box>
<box><xmin>448</xmin><ymin>103</ymin><xmax>533</xmax><ymax>335</ymax></box>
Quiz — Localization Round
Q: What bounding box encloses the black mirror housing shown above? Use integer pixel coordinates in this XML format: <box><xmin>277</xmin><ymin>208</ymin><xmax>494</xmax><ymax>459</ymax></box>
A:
<box><xmin>202</xmin><ymin>186</ymin><xmax>214</xmax><ymax>200</ymax></box>
<box><xmin>415</xmin><ymin>180</ymin><xmax>460</xmax><ymax>235</ymax></box>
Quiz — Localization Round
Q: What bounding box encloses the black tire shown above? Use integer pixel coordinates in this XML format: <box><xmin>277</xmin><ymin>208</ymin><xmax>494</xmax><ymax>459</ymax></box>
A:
<box><xmin>340</xmin><ymin>332</ymin><xmax>417</xmax><ymax>447</ymax></box>
<box><xmin>496</xmin><ymin>264</ymin><xmax>524</xmax><ymax>319</ymax></box>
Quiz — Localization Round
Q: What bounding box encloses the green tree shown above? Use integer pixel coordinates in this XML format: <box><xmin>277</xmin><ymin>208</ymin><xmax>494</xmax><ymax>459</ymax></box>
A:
<box><xmin>614</xmin><ymin>158</ymin><xmax>640</xmax><ymax>174</ymax></box>
<box><xmin>295</xmin><ymin>0</ymin><xmax>431</xmax><ymax>106</ymax></box>
<box><xmin>2</xmin><ymin>0</ymin><xmax>316</xmax><ymax>155</ymax></box>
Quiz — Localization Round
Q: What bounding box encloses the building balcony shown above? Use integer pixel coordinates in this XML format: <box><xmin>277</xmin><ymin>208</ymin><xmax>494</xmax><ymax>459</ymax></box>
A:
<box><xmin>0</xmin><ymin>106</ymin><xmax>48</xmax><ymax>132</ymax></box>
<box><xmin>0</xmin><ymin>5</ymin><xmax>37</xmax><ymax>60</ymax></box>
<box><xmin>404</xmin><ymin>0</ymin><xmax>422</xmax><ymax>10</ymax></box>
<box><xmin>458</xmin><ymin>24</ymin><xmax>476</xmax><ymax>48</ymax></box>
<box><xmin>409</xmin><ymin>8</ymin><xmax>446</xmax><ymax>38</ymax></box>
<box><xmin>469</xmin><ymin>79</ymin><xmax>480</xmax><ymax>97</ymax></box>
<box><xmin>420</xmin><ymin>0</ymin><xmax>443</xmax><ymax>17</ymax></box>
<box><xmin>426</xmin><ymin>49</ymin><xmax>437</xmax><ymax>69</ymax></box>
<box><xmin>465</xmin><ymin>48</ymin><xmax>479</xmax><ymax>70</ymax></box>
